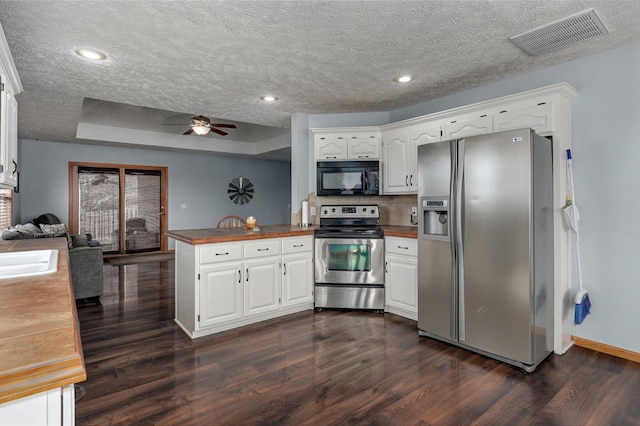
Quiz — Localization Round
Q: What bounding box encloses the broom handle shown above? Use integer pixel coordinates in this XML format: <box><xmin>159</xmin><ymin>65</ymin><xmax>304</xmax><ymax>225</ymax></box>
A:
<box><xmin>567</xmin><ymin>149</ymin><xmax>585</xmax><ymax>291</ymax></box>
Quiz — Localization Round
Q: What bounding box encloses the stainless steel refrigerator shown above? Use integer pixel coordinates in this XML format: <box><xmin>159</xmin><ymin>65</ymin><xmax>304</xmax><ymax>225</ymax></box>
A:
<box><xmin>417</xmin><ymin>128</ymin><xmax>554</xmax><ymax>372</ymax></box>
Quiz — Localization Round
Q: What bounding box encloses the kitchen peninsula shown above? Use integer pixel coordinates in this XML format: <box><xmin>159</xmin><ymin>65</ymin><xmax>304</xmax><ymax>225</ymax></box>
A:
<box><xmin>166</xmin><ymin>225</ymin><xmax>316</xmax><ymax>339</ymax></box>
<box><xmin>0</xmin><ymin>238</ymin><xmax>85</xmax><ymax>426</ymax></box>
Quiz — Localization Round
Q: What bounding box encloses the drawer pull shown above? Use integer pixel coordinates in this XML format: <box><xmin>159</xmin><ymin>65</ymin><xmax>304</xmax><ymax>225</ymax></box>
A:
<box><xmin>293</xmin><ymin>244</ymin><xmax>304</xmax><ymax>248</ymax></box>
<box><xmin>257</xmin><ymin>248</ymin><xmax>270</xmax><ymax>251</ymax></box>
<box><xmin>397</xmin><ymin>246</ymin><xmax>409</xmax><ymax>250</ymax></box>
<box><xmin>216</xmin><ymin>252</ymin><xmax>230</xmax><ymax>256</ymax></box>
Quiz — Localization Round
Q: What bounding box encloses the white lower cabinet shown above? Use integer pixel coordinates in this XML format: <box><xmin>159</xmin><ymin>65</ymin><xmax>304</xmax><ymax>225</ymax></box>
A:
<box><xmin>244</xmin><ymin>256</ymin><xmax>281</xmax><ymax>317</ymax></box>
<box><xmin>0</xmin><ymin>385</ymin><xmax>75</xmax><ymax>426</ymax></box>
<box><xmin>175</xmin><ymin>236</ymin><xmax>314</xmax><ymax>338</ymax></box>
<box><xmin>199</xmin><ymin>261</ymin><xmax>243</xmax><ymax>327</ymax></box>
<box><xmin>384</xmin><ymin>237</ymin><xmax>418</xmax><ymax>320</ymax></box>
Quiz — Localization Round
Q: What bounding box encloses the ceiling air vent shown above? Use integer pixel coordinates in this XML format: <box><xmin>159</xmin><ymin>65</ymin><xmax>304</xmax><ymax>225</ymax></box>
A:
<box><xmin>510</xmin><ymin>8</ymin><xmax>609</xmax><ymax>56</ymax></box>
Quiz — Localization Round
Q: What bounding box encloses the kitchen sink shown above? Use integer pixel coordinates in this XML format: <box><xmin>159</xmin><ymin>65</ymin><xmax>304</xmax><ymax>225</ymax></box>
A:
<box><xmin>0</xmin><ymin>250</ymin><xmax>59</xmax><ymax>278</ymax></box>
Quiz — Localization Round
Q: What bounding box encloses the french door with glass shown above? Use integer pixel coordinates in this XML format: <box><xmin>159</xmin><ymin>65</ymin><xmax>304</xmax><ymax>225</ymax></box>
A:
<box><xmin>69</xmin><ymin>162</ymin><xmax>168</xmax><ymax>254</ymax></box>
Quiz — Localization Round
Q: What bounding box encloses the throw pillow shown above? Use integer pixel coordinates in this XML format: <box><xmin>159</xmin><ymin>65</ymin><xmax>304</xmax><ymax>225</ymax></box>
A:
<box><xmin>39</xmin><ymin>223</ymin><xmax>68</xmax><ymax>234</ymax></box>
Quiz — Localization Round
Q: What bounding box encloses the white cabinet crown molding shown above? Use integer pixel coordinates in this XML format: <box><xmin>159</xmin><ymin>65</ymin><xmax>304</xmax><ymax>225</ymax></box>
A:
<box><xmin>381</xmin><ymin>82</ymin><xmax>576</xmax><ymax>131</ymax></box>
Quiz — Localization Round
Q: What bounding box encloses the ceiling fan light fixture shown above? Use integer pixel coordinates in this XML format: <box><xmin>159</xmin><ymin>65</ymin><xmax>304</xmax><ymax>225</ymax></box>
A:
<box><xmin>261</xmin><ymin>95</ymin><xmax>278</xmax><ymax>102</ymax></box>
<box><xmin>75</xmin><ymin>48</ymin><xmax>107</xmax><ymax>60</ymax></box>
<box><xmin>192</xmin><ymin>125</ymin><xmax>210</xmax><ymax>136</ymax></box>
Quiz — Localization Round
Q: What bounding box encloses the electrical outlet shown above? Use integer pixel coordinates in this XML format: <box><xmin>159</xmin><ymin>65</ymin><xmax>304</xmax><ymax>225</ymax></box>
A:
<box><xmin>411</xmin><ymin>206</ymin><xmax>417</xmax><ymax>215</ymax></box>
<box><xmin>310</xmin><ymin>206</ymin><xmax>317</xmax><ymax>216</ymax></box>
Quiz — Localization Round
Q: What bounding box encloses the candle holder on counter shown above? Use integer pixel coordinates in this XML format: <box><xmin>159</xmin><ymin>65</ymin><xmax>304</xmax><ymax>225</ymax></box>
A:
<box><xmin>246</xmin><ymin>216</ymin><xmax>257</xmax><ymax>230</ymax></box>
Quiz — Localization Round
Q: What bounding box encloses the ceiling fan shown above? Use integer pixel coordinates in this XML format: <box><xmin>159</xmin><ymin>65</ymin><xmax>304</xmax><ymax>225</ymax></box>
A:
<box><xmin>165</xmin><ymin>115</ymin><xmax>237</xmax><ymax>136</ymax></box>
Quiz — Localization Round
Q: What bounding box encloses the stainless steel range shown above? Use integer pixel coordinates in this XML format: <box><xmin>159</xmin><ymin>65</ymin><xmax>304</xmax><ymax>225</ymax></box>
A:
<box><xmin>314</xmin><ymin>204</ymin><xmax>384</xmax><ymax>310</ymax></box>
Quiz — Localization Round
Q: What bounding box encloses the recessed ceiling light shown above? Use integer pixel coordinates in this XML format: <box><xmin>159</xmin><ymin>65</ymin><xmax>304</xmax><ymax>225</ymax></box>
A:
<box><xmin>75</xmin><ymin>48</ymin><xmax>107</xmax><ymax>60</ymax></box>
<box><xmin>395</xmin><ymin>75</ymin><xmax>413</xmax><ymax>83</ymax></box>
<box><xmin>260</xmin><ymin>95</ymin><xmax>278</xmax><ymax>102</ymax></box>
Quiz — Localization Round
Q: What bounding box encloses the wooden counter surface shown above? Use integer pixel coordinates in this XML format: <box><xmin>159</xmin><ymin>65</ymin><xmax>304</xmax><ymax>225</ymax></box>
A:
<box><xmin>382</xmin><ymin>226</ymin><xmax>418</xmax><ymax>239</ymax></box>
<box><xmin>0</xmin><ymin>238</ymin><xmax>86</xmax><ymax>404</ymax></box>
<box><xmin>166</xmin><ymin>224</ymin><xmax>317</xmax><ymax>245</ymax></box>
<box><xmin>166</xmin><ymin>225</ymin><xmax>417</xmax><ymax>244</ymax></box>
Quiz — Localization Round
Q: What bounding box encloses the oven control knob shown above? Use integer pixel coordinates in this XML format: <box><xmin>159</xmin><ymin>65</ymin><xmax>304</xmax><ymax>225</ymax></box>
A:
<box><xmin>323</xmin><ymin>209</ymin><xmax>328</xmax><ymax>215</ymax></box>
<box><xmin>331</xmin><ymin>208</ymin><xmax>336</xmax><ymax>213</ymax></box>
<box><xmin>362</xmin><ymin>207</ymin><xmax>367</xmax><ymax>212</ymax></box>
<box><xmin>370</xmin><ymin>209</ymin><xmax>376</xmax><ymax>214</ymax></box>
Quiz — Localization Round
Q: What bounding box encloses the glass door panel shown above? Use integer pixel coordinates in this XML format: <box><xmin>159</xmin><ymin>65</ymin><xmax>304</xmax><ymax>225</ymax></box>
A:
<box><xmin>124</xmin><ymin>170</ymin><xmax>161</xmax><ymax>253</ymax></box>
<box><xmin>78</xmin><ymin>167</ymin><xmax>120</xmax><ymax>253</ymax></box>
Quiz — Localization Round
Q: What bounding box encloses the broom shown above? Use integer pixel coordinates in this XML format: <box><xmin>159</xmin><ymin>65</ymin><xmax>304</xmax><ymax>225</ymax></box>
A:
<box><xmin>563</xmin><ymin>149</ymin><xmax>591</xmax><ymax>324</ymax></box>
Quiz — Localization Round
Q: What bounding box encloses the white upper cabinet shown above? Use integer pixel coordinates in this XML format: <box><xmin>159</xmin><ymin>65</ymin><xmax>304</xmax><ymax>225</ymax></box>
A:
<box><xmin>314</xmin><ymin>134</ymin><xmax>348</xmax><ymax>160</ymax></box>
<box><xmin>493</xmin><ymin>102</ymin><xmax>554</xmax><ymax>135</ymax></box>
<box><xmin>381</xmin><ymin>128</ymin><xmax>414</xmax><ymax>194</ymax></box>
<box><xmin>313</xmin><ymin>127</ymin><xmax>381</xmax><ymax>161</ymax></box>
<box><xmin>0</xmin><ymin>85</ymin><xmax>18</xmax><ymax>188</ymax></box>
<box><xmin>0</xmin><ymin>24</ymin><xmax>22</xmax><ymax>190</ymax></box>
<box><xmin>346</xmin><ymin>132</ymin><xmax>381</xmax><ymax>160</ymax></box>
<box><xmin>443</xmin><ymin>113</ymin><xmax>493</xmax><ymax>140</ymax></box>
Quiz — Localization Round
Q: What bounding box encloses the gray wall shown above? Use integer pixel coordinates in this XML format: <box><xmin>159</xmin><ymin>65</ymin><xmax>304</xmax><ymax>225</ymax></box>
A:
<box><xmin>302</xmin><ymin>40</ymin><xmax>640</xmax><ymax>353</ymax></box>
<box><xmin>19</xmin><ymin>140</ymin><xmax>291</xmax><ymax>248</ymax></box>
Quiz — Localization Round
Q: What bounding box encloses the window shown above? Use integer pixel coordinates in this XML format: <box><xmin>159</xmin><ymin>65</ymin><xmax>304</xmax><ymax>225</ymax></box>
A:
<box><xmin>0</xmin><ymin>189</ymin><xmax>12</xmax><ymax>230</ymax></box>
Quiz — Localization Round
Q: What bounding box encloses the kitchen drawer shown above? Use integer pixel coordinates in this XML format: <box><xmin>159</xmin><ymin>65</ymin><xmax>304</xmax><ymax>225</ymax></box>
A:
<box><xmin>200</xmin><ymin>243</ymin><xmax>242</xmax><ymax>264</ymax></box>
<box><xmin>282</xmin><ymin>236</ymin><xmax>313</xmax><ymax>254</ymax></box>
<box><xmin>244</xmin><ymin>239</ymin><xmax>281</xmax><ymax>259</ymax></box>
<box><xmin>385</xmin><ymin>237</ymin><xmax>417</xmax><ymax>257</ymax></box>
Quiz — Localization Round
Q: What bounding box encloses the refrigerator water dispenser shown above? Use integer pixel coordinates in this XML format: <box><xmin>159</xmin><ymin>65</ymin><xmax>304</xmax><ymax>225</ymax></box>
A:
<box><xmin>420</xmin><ymin>197</ymin><xmax>449</xmax><ymax>241</ymax></box>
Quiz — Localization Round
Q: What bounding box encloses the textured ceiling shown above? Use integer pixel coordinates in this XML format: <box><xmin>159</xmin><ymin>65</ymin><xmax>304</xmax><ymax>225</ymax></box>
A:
<box><xmin>1</xmin><ymin>0</ymin><xmax>640</xmax><ymax>161</ymax></box>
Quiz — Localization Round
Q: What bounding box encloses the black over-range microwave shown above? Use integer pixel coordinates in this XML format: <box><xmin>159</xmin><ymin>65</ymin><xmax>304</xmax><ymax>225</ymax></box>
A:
<box><xmin>316</xmin><ymin>160</ymin><xmax>380</xmax><ymax>196</ymax></box>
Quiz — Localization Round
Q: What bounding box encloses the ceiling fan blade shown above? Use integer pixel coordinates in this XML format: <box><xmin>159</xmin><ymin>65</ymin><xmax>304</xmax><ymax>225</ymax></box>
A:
<box><xmin>212</xmin><ymin>123</ymin><xmax>237</xmax><ymax>129</ymax></box>
<box><xmin>183</xmin><ymin>129</ymin><xmax>194</xmax><ymax>135</ymax></box>
<box><xmin>211</xmin><ymin>128</ymin><xmax>229</xmax><ymax>136</ymax></box>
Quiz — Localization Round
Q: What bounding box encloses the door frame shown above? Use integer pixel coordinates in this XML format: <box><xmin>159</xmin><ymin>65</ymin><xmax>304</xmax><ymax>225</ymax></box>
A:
<box><xmin>68</xmin><ymin>161</ymin><xmax>169</xmax><ymax>253</ymax></box>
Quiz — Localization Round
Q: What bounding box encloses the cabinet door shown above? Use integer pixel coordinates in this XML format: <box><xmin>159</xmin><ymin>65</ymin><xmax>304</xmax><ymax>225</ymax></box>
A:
<box><xmin>0</xmin><ymin>79</ymin><xmax>18</xmax><ymax>188</ymax></box>
<box><xmin>381</xmin><ymin>129</ymin><xmax>412</xmax><ymax>194</ymax></box>
<box><xmin>385</xmin><ymin>253</ymin><xmax>418</xmax><ymax>317</ymax></box>
<box><xmin>244</xmin><ymin>257</ymin><xmax>281</xmax><ymax>317</ymax></box>
<box><xmin>282</xmin><ymin>253</ymin><xmax>313</xmax><ymax>307</ymax></box>
<box><xmin>347</xmin><ymin>133</ymin><xmax>381</xmax><ymax>159</ymax></box>
<box><xmin>444</xmin><ymin>114</ymin><xmax>492</xmax><ymax>140</ymax></box>
<box><xmin>493</xmin><ymin>103</ymin><xmax>554</xmax><ymax>134</ymax></box>
<box><xmin>315</xmin><ymin>134</ymin><xmax>347</xmax><ymax>160</ymax></box>
<box><xmin>199</xmin><ymin>262</ymin><xmax>243</xmax><ymax>328</ymax></box>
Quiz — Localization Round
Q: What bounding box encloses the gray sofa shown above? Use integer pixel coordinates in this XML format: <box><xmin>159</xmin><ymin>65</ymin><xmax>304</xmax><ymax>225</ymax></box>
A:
<box><xmin>1</xmin><ymin>220</ymin><xmax>104</xmax><ymax>301</ymax></box>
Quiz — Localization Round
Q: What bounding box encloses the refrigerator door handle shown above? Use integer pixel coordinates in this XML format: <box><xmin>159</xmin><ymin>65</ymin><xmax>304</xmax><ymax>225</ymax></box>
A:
<box><xmin>455</xmin><ymin>139</ymin><xmax>466</xmax><ymax>342</ymax></box>
<box><xmin>449</xmin><ymin>141</ymin><xmax>459</xmax><ymax>341</ymax></box>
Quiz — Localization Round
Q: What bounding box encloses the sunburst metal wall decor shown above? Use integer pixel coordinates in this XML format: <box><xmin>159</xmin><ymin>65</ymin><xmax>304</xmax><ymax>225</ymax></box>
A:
<box><xmin>227</xmin><ymin>176</ymin><xmax>254</xmax><ymax>205</ymax></box>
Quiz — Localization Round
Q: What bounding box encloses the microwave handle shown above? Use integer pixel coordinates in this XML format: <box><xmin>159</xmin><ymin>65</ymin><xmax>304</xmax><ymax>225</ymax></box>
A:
<box><xmin>363</xmin><ymin>169</ymin><xmax>369</xmax><ymax>191</ymax></box>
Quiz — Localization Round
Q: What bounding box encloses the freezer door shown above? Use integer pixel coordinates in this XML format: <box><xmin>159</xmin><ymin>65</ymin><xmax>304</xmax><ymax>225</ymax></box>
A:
<box><xmin>417</xmin><ymin>140</ymin><xmax>456</xmax><ymax>340</ymax></box>
<box><xmin>418</xmin><ymin>239</ymin><xmax>455</xmax><ymax>340</ymax></box>
<box><xmin>461</xmin><ymin>129</ymin><xmax>534</xmax><ymax>364</ymax></box>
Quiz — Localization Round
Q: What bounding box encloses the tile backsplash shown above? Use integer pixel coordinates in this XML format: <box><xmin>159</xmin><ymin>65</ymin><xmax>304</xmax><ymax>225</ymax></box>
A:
<box><xmin>292</xmin><ymin>193</ymin><xmax>418</xmax><ymax>227</ymax></box>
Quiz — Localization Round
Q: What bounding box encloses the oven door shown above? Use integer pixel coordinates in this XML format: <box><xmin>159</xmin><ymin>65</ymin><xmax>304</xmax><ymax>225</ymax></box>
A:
<box><xmin>314</xmin><ymin>237</ymin><xmax>384</xmax><ymax>285</ymax></box>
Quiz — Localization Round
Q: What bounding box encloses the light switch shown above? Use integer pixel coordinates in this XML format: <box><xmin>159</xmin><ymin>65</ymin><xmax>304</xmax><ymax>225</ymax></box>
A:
<box><xmin>310</xmin><ymin>207</ymin><xmax>317</xmax><ymax>216</ymax></box>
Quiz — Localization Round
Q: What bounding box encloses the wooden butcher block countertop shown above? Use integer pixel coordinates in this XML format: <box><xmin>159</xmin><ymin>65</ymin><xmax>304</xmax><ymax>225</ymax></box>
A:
<box><xmin>382</xmin><ymin>226</ymin><xmax>418</xmax><ymax>239</ymax></box>
<box><xmin>166</xmin><ymin>225</ymin><xmax>317</xmax><ymax>245</ymax></box>
<box><xmin>0</xmin><ymin>238</ymin><xmax>86</xmax><ymax>404</ymax></box>
<box><xmin>167</xmin><ymin>225</ymin><xmax>418</xmax><ymax>245</ymax></box>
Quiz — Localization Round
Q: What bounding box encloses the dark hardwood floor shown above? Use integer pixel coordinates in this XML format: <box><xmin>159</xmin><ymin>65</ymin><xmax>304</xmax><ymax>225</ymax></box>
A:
<box><xmin>75</xmin><ymin>260</ymin><xmax>640</xmax><ymax>425</ymax></box>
